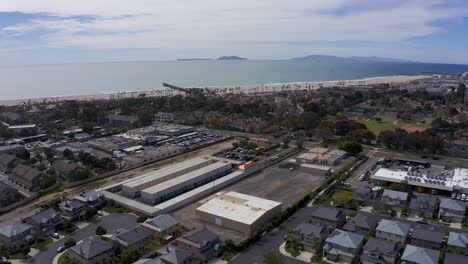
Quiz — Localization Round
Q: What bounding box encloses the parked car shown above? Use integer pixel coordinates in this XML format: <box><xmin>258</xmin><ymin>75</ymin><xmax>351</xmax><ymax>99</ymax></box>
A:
<box><xmin>416</xmin><ymin>220</ymin><xmax>428</xmax><ymax>224</ymax></box>
<box><xmin>51</xmin><ymin>232</ymin><xmax>60</xmax><ymax>239</ymax></box>
<box><xmin>97</xmin><ymin>210</ymin><xmax>104</xmax><ymax>216</ymax></box>
<box><xmin>57</xmin><ymin>246</ymin><xmax>65</xmax><ymax>253</ymax></box>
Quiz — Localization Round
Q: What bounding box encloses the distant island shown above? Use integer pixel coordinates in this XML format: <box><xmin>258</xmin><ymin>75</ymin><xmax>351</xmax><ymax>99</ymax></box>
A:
<box><xmin>290</xmin><ymin>54</ymin><xmax>415</xmax><ymax>63</ymax></box>
<box><xmin>177</xmin><ymin>56</ymin><xmax>248</xmax><ymax>61</ymax></box>
<box><xmin>217</xmin><ymin>56</ymin><xmax>247</xmax><ymax>60</ymax></box>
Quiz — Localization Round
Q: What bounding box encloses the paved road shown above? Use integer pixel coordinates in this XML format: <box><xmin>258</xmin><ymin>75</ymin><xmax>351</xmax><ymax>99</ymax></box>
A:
<box><xmin>28</xmin><ymin>214</ymin><xmax>138</xmax><ymax>264</ymax></box>
<box><xmin>230</xmin><ymin>207</ymin><xmax>316</xmax><ymax>264</ymax></box>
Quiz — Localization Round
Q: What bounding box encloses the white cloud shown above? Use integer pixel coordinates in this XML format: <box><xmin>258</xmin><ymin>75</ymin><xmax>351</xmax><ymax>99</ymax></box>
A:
<box><xmin>0</xmin><ymin>0</ymin><xmax>467</xmax><ymax>61</ymax></box>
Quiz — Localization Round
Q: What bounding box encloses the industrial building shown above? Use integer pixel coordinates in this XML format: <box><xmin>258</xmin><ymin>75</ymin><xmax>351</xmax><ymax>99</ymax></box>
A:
<box><xmin>296</xmin><ymin>153</ymin><xmax>319</xmax><ymax>164</ymax></box>
<box><xmin>372</xmin><ymin>167</ymin><xmax>468</xmax><ymax>193</ymax></box>
<box><xmin>140</xmin><ymin>161</ymin><xmax>232</xmax><ymax>205</ymax></box>
<box><xmin>121</xmin><ymin>157</ymin><xmax>213</xmax><ymax>198</ymax></box>
<box><xmin>196</xmin><ymin>191</ymin><xmax>282</xmax><ymax>234</ymax></box>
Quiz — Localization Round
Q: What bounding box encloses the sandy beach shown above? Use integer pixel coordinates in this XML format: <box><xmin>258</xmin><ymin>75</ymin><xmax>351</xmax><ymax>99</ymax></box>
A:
<box><xmin>0</xmin><ymin>75</ymin><xmax>430</xmax><ymax>106</ymax></box>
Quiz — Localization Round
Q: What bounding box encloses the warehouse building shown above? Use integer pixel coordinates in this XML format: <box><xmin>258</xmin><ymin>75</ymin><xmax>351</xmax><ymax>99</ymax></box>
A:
<box><xmin>296</xmin><ymin>153</ymin><xmax>319</xmax><ymax>164</ymax></box>
<box><xmin>372</xmin><ymin>167</ymin><xmax>468</xmax><ymax>192</ymax></box>
<box><xmin>140</xmin><ymin>161</ymin><xmax>232</xmax><ymax>205</ymax></box>
<box><xmin>122</xmin><ymin>157</ymin><xmax>213</xmax><ymax>198</ymax></box>
<box><xmin>196</xmin><ymin>191</ymin><xmax>282</xmax><ymax>234</ymax></box>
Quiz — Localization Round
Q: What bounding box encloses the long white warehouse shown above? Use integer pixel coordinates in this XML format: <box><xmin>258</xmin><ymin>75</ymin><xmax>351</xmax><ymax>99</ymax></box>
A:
<box><xmin>122</xmin><ymin>157</ymin><xmax>213</xmax><ymax>197</ymax></box>
<box><xmin>140</xmin><ymin>161</ymin><xmax>232</xmax><ymax>205</ymax></box>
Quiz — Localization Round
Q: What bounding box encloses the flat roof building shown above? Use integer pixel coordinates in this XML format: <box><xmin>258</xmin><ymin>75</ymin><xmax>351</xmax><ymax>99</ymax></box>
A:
<box><xmin>296</xmin><ymin>153</ymin><xmax>319</xmax><ymax>164</ymax></box>
<box><xmin>141</xmin><ymin>161</ymin><xmax>231</xmax><ymax>205</ymax></box>
<box><xmin>196</xmin><ymin>191</ymin><xmax>282</xmax><ymax>234</ymax></box>
<box><xmin>122</xmin><ymin>157</ymin><xmax>213</xmax><ymax>198</ymax></box>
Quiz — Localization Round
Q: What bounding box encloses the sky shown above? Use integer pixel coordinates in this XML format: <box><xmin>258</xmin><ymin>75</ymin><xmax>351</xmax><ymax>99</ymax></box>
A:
<box><xmin>0</xmin><ymin>0</ymin><xmax>468</xmax><ymax>65</ymax></box>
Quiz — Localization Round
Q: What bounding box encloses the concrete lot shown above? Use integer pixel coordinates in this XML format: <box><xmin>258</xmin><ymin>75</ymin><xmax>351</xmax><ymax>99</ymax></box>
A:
<box><xmin>173</xmin><ymin>163</ymin><xmax>325</xmax><ymax>243</ymax></box>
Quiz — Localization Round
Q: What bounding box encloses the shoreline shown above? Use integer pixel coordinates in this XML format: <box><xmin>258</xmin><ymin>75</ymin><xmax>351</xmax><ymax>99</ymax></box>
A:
<box><xmin>0</xmin><ymin>74</ymin><xmax>431</xmax><ymax>106</ymax></box>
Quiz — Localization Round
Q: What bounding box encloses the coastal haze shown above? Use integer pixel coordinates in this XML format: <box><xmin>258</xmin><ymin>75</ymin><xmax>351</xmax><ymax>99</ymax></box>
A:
<box><xmin>2</xmin><ymin>60</ymin><xmax>468</xmax><ymax>101</ymax></box>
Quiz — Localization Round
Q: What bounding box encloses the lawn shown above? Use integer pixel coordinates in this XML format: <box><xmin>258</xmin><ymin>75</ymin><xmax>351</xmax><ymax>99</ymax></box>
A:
<box><xmin>330</xmin><ymin>190</ymin><xmax>353</xmax><ymax>205</ymax></box>
<box><xmin>9</xmin><ymin>252</ymin><xmax>31</xmax><ymax>259</ymax></box>
<box><xmin>31</xmin><ymin>237</ymin><xmax>54</xmax><ymax>250</ymax></box>
<box><xmin>359</xmin><ymin>120</ymin><xmax>399</xmax><ymax>135</ymax></box>
<box><xmin>42</xmin><ymin>184</ymin><xmax>66</xmax><ymax>195</ymax></box>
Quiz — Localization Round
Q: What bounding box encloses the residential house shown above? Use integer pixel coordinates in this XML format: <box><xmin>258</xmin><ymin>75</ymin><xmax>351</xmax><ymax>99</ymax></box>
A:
<box><xmin>156</xmin><ymin>245</ymin><xmax>193</xmax><ymax>264</ymax></box>
<box><xmin>376</xmin><ymin>219</ymin><xmax>410</xmax><ymax>244</ymax></box>
<box><xmin>447</xmin><ymin>232</ymin><xmax>468</xmax><ymax>255</ymax></box>
<box><xmin>352</xmin><ymin>186</ymin><xmax>377</xmax><ymax>206</ymax></box>
<box><xmin>409</xmin><ymin>194</ymin><xmax>437</xmax><ymax>218</ymax></box>
<box><xmin>343</xmin><ymin>213</ymin><xmax>379</xmax><ymax>235</ymax></box>
<box><xmin>444</xmin><ymin>253</ymin><xmax>468</xmax><ymax>264</ymax></box>
<box><xmin>141</xmin><ymin>214</ymin><xmax>180</xmax><ymax>239</ymax></box>
<box><xmin>410</xmin><ymin>228</ymin><xmax>444</xmax><ymax>250</ymax></box>
<box><xmin>439</xmin><ymin>198</ymin><xmax>466</xmax><ymax>223</ymax></box>
<box><xmin>0</xmin><ymin>222</ymin><xmax>35</xmax><ymax>249</ymax></box>
<box><xmin>0</xmin><ymin>182</ymin><xmax>20</xmax><ymax>207</ymax></box>
<box><xmin>133</xmin><ymin>259</ymin><xmax>158</xmax><ymax>264</ymax></box>
<box><xmin>0</xmin><ymin>153</ymin><xmax>16</xmax><ymax>173</ymax></box>
<box><xmin>74</xmin><ymin>190</ymin><xmax>105</xmax><ymax>209</ymax></box>
<box><xmin>58</xmin><ymin>199</ymin><xmax>88</xmax><ymax>220</ymax></box>
<box><xmin>307</xmin><ymin>206</ymin><xmax>346</xmax><ymax>227</ymax></box>
<box><xmin>380</xmin><ymin>190</ymin><xmax>408</xmax><ymax>207</ymax></box>
<box><xmin>323</xmin><ymin>229</ymin><xmax>364</xmax><ymax>263</ymax></box>
<box><xmin>360</xmin><ymin>237</ymin><xmax>401</xmax><ymax>264</ymax></box>
<box><xmin>52</xmin><ymin>160</ymin><xmax>82</xmax><ymax>179</ymax></box>
<box><xmin>172</xmin><ymin>227</ymin><xmax>224</xmax><ymax>262</ymax></box>
<box><xmin>25</xmin><ymin>208</ymin><xmax>63</xmax><ymax>235</ymax></box>
<box><xmin>292</xmin><ymin>222</ymin><xmax>329</xmax><ymax>252</ymax></box>
<box><xmin>68</xmin><ymin>237</ymin><xmax>114</xmax><ymax>264</ymax></box>
<box><xmin>9</xmin><ymin>164</ymin><xmax>42</xmax><ymax>191</ymax></box>
<box><xmin>400</xmin><ymin>244</ymin><xmax>439</xmax><ymax>264</ymax></box>
<box><xmin>112</xmin><ymin>228</ymin><xmax>151</xmax><ymax>249</ymax></box>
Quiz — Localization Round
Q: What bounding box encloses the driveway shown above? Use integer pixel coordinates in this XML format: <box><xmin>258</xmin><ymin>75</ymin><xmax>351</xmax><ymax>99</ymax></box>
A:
<box><xmin>28</xmin><ymin>213</ymin><xmax>138</xmax><ymax>264</ymax></box>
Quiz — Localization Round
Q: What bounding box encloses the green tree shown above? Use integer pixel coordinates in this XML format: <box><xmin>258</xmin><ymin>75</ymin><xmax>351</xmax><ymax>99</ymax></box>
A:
<box><xmin>95</xmin><ymin>226</ymin><xmax>107</xmax><ymax>236</ymax></box>
<box><xmin>263</xmin><ymin>252</ymin><xmax>284</xmax><ymax>264</ymax></box>
<box><xmin>64</xmin><ymin>238</ymin><xmax>76</xmax><ymax>248</ymax></box>
<box><xmin>282</xmin><ymin>137</ymin><xmax>290</xmax><ymax>148</ymax></box>
<box><xmin>119</xmin><ymin>247</ymin><xmax>142</xmax><ymax>264</ymax></box>
<box><xmin>339</xmin><ymin>141</ymin><xmax>363</xmax><ymax>155</ymax></box>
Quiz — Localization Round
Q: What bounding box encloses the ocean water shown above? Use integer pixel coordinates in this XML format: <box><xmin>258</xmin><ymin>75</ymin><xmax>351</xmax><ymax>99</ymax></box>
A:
<box><xmin>1</xmin><ymin>60</ymin><xmax>468</xmax><ymax>100</ymax></box>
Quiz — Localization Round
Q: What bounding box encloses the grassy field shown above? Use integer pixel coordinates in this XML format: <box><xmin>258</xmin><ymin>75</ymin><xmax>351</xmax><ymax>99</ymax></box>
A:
<box><xmin>359</xmin><ymin>120</ymin><xmax>399</xmax><ymax>135</ymax></box>
<box><xmin>31</xmin><ymin>238</ymin><xmax>53</xmax><ymax>250</ymax></box>
<box><xmin>330</xmin><ymin>190</ymin><xmax>353</xmax><ymax>205</ymax></box>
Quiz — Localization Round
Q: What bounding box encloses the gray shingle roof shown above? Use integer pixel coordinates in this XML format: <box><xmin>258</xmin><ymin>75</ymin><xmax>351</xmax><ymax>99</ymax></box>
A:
<box><xmin>401</xmin><ymin>244</ymin><xmax>439</xmax><ymax>264</ymax></box>
<box><xmin>115</xmin><ymin>228</ymin><xmax>150</xmax><ymax>246</ymax></box>
<box><xmin>70</xmin><ymin>237</ymin><xmax>113</xmax><ymax>259</ymax></box>
<box><xmin>447</xmin><ymin>232</ymin><xmax>468</xmax><ymax>248</ymax></box>
<box><xmin>363</xmin><ymin>237</ymin><xmax>400</xmax><ymax>255</ymax></box>
<box><xmin>409</xmin><ymin>194</ymin><xmax>437</xmax><ymax>210</ymax></box>
<box><xmin>376</xmin><ymin>219</ymin><xmax>410</xmax><ymax>236</ymax></box>
<box><xmin>294</xmin><ymin>222</ymin><xmax>325</xmax><ymax>239</ymax></box>
<box><xmin>411</xmin><ymin>228</ymin><xmax>444</xmax><ymax>243</ymax></box>
<box><xmin>132</xmin><ymin>259</ymin><xmax>159</xmax><ymax>264</ymax></box>
<box><xmin>29</xmin><ymin>208</ymin><xmax>60</xmax><ymax>225</ymax></box>
<box><xmin>444</xmin><ymin>253</ymin><xmax>468</xmax><ymax>264</ymax></box>
<box><xmin>160</xmin><ymin>247</ymin><xmax>192</xmax><ymax>264</ymax></box>
<box><xmin>440</xmin><ymin>198</ymin><xmax>466</xmax><ymax>212</ymax></box>
<box><xmin>178</xmin><ymin>227</ymin><xmax>218</xmax><ymax>248</ymax></box>
<box><xmin>343</xmin><ymin>213</ymin><xmax>378</xmax><ymax>231</ymax></box>
<box><xmin>0</xmin><ymin>182</ymin><xmax>18</xmax><ymax>197</ymax></box>
<box><xmin>12</xmin><ymin>164</ymin><xmax>42</xmax><ymax>182</ymax></box>
<box><xmin>0</xmin><ymin>222</ymin><xmax>32</xmax><ymax>238</ymax></box>
<box><xmin>143</xmin><ymin>214</ymin><xmax>179</xmax><ymax>232</ymax></box>
<box><xmin>325</xmin><ymin>229</ymin><xmax>364</xmax><ymax>249</ymax></box>
<box><xmin>309</xmin><ymin>206</ymin><xmax>345</xmax><ymax>222</ymax></box>
<box><xmin>382</xmin><ymin>189</ymin><xmax>408</xmax><ymax>201</ymax></box>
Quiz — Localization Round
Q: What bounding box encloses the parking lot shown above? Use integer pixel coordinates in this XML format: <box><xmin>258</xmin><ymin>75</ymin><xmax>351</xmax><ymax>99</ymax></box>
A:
<box><xmin>173</xmin><ymin>163</ymin><xmax>325</xmax><ymax>243</ymax></box>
